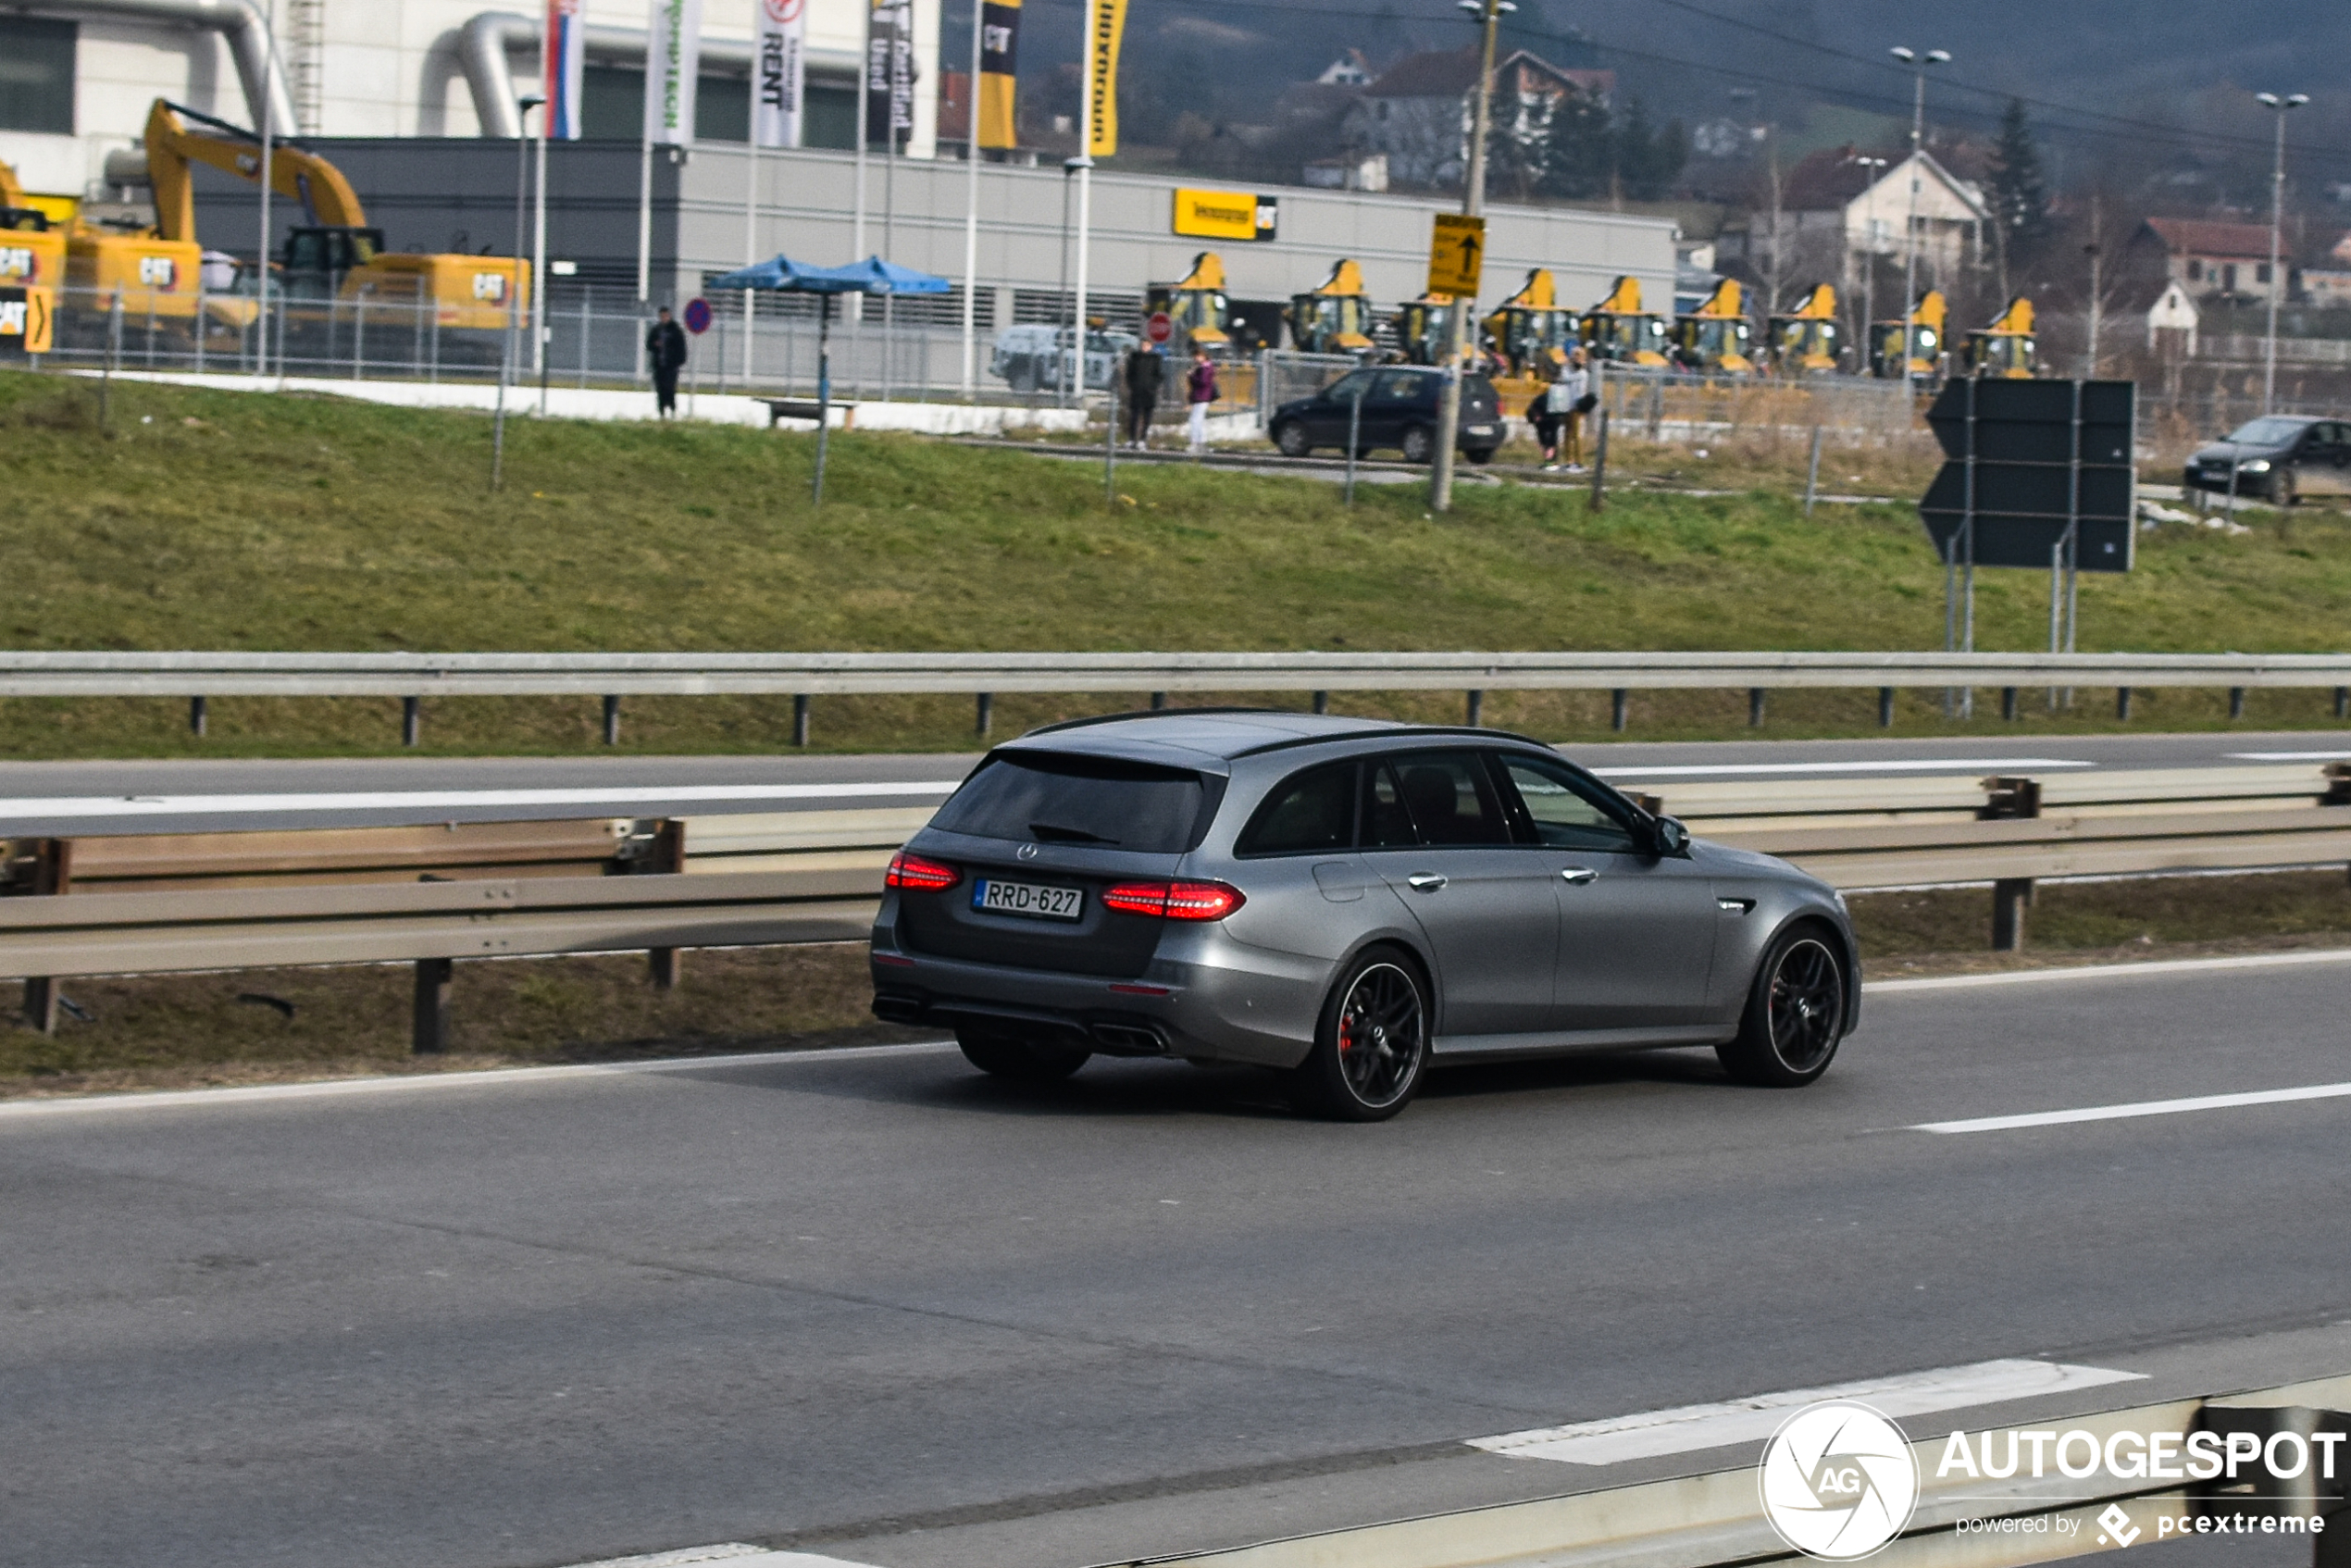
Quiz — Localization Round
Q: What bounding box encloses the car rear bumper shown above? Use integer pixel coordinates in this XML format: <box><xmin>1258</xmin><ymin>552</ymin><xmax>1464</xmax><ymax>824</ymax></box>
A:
<box><xmin>868</xmin><ymin>914</ymin><xmax>1326</xmax><ymax>1070</ymax></box>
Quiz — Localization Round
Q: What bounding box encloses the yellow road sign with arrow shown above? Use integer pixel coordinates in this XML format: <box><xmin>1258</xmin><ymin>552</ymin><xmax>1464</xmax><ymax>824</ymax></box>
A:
<box><xmin>1426</xmin><ymin>213</ymin><xmax>1486</xmax><ymax>297</ymax></box>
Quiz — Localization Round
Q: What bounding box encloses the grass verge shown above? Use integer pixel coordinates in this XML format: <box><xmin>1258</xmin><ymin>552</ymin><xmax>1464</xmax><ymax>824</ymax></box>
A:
<box><xmin>7</xmin><ymin>870</ymin><xmax>2347</xmax><ymax>1099</ymax></box>
<box><xmin>6</xmin><ymin>370</ymin><xmax>2351</xmax><ymax>756</ymax></box>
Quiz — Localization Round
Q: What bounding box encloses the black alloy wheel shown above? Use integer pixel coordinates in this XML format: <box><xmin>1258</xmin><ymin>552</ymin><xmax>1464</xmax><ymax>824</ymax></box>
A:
<box><xmin>1292</xmin><ymin>952</ymin><xmax>1429</xmax><ymax>1120</ymax></box>
<box><xmin>1274</xmin><ymin>420</ymin><xmax>1312</xmax><ymax>457</ymax></box>
<box><xmin>1717</xmin><ymin>927</ymin><xmax>1847</xmax><ymax>1088</ymax></box>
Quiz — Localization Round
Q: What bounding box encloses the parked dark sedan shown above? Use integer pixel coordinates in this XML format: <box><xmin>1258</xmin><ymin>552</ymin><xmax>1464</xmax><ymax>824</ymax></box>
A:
<box><xmin>2183</xmin><ymin>415</ymin><xmax>2351</xmax><ymax>504</ymax></box>
<box><xmin>1269</xmin><ymin>366</ymin><xmax>1504</xmax><ymax>465</ymax></box>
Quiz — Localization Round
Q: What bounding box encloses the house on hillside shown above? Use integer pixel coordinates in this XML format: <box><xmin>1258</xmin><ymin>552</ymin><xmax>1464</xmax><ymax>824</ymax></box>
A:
<box><xmin>2133</xmin><ymin>218</ymin><xmax>2286</xmax><ymax>305</ymax></box>
<box><xmin>1339</xmin><ymin>47</ymin><xmax>1612</xmax><ymax>190</ymax></box>
<box><xmin>1719</xmin><ymin>145</ymin><xmax>1987</xmax><ymax>298</ymax></box>
<box><xmin>1317</xmin><ymin>50</ymin><xmax>1374</xmax><ymax>87</ymax></box>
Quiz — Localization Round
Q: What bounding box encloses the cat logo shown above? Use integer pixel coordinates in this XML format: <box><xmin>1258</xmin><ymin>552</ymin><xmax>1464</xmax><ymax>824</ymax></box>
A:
<box><xmin>138</xmin><ymin>255</ymin><xmax>179</xmax><ymax>288</ymax></box>
<box><xmin>472</xmin><ymin>272</ymin><xmax>508</xmax><ymax>303</ymax></box>
<box><xmin>0</xmin><ymin>286</ymin><xmax>55</xmax><ymax>354</ymax></box>
<box><xmin>0</xmin><ymin>246</ymin><xmax>33</xmax><ymax>280</ymax></box>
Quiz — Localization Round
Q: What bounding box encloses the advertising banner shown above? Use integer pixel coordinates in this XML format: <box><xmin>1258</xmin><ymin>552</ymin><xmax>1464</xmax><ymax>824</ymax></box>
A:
<box><xmin>644</xmin><ymin>0</ymin><xmax>703</xmax><ymax>146</ymax></box>
<box><xmin>976</xmin><ymin>0</ymin><xmax>1021</xmax><ymax>150</ymax></box>
<box><xmin>753</xmin><ymin>0</ymin><xmax>806</xmax><ymax>148</ymax></box>
<box><xmin>865</xmin><ymin>0</ymin><xmax>918</xmax><ymax>148</ymax></box>
<box><xmin>1085</xmin><ymin>0</ymin><xmax>1126</xmax><ymax>157</ymax></box>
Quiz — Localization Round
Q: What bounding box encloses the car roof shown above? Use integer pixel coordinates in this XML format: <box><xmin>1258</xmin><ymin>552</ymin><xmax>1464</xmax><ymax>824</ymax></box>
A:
<box><xmin>997</xmin><ymin>709</ymin><xmax>1547</xmax><ymax>768</ymax></box>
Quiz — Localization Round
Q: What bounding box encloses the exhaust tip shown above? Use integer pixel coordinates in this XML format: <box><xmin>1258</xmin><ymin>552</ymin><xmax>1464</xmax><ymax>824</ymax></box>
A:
<box><xmin>871</xmin><ymin>994</ymin><xmax>926</xmax><ymax>1025</ymax></box>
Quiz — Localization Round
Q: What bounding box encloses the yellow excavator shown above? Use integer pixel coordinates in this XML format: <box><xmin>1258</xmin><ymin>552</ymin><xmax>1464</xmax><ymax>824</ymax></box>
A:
<box><xmin>143</xmin><ymin>99</ymin><xmax>523</xmax><ymax>333</ymax></box>
<box><xmin>1767</xmin><ymin>283</ymin><xmax>1842</xmax><ymax>373</ymax></box>
<box><xmin>0</xmin><ymin>160</ymin><xmax>66</xmax><ymax>355</ymax></box>
<box><xmin>1143</xmin><ymin>251</ymin><xmax>1230</xmax><ymax>355</ymax></box>
<box><xmin>1395</xmin><ymin>292</ymin><xmax>1462</xmax><ymax>365</ymax></box>
<box><xmin>1286</xmin><ymin>259</ymin><xmax>1375</xmax><ymax>355</ymax></box>
<box><xmin>1962</xmin><ymin>295</ymin><xmax>2038</xmax><ymax>379</ymax></box>
<box><xmin>1484</xmin><ymin>268</ymin><xmax>1577</xmax><ymax>373</ymax></box>
<box><xmin>1869</xmin><ymin>290</ymin><xmax>1947</xmax><ymax>380</ymax></box>
<box><xmin>1671</xmin><ymin>278</ymin><xmax>1755</xmax><ymax>373</ymax></box>
<box><xmin>1578</xmin><ymin>275</ymin><xmax>1671</xmax><ymax>366</ymax></box>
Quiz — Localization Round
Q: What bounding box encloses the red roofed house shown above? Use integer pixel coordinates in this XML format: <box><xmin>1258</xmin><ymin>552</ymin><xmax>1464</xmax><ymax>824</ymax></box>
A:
<box><xmin>2137</xmin><ymin>218</ymin><xmax>2287</xmax><ymax>305</ymax></box>
<box><xmin>1340</xmin><ymin>47</ymin><xmax>1612</xmax><ymax>190</ymax></box>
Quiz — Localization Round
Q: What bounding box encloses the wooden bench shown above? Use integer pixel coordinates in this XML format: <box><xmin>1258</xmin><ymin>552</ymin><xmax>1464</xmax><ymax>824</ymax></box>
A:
<box><xmin>764</xmin><ymin>399</ymin><xmax>856</xmax><ymax>429</ymax></box>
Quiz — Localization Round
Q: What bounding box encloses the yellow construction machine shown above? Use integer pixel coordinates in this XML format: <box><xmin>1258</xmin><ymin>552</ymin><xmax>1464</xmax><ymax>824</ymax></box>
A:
<box><xmin>1286</xmin><ymin>259</ymin><xmax>1375</xmax><ymax>355</ymax></box>
<box><xmin>1143</xmin><ymin>251</ymin><xmax>1231</xmax><ymax>355</ymax></box>
<box><xmin>1578</xmin><ymin>275</ymin><xmax>1671</xmax><ymax>366</ymax></box>
<box><xmin>1484</xmin><ymin>268</ymin><xmax>1576</xmax><ymax>374</ymax></box>
<box><xmin>0</xmin><ymin>160</ymin><xmax>66</xmax><ymax>355</ymax></box>
<box><xmin>143</xmin><ymin>99</ymin><xmax>523</xmax><ymax>333</ymax></box>
<box><xmin>1766</xmin><ymin>283</ymin><xmax>1842</xmax><ymax>373</ymax></box>
<box><xmin>1395</xmin><ymin>292</ymin><xmax>1462</xmax><ymax>365</ymax></box>
<box><xmin>1670</xmin><ymin>278</ymin><xmax>1755</xmax><ymax>373</ymax></box>
<box><xmin>1962</xmin><ymin>295</ymin><xmax>2038</xmax><ymax>379</ymax></box>
<box><xmin>1868</xmin><ymin>289</ymin><xmax>1947</xmax><ymax>380</ymax></box>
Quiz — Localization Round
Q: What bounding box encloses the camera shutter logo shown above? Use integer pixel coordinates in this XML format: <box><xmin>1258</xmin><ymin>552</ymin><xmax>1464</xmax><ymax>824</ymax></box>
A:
<box><xmin>1758</xmin><ymin>1401</ymin><xmax>1921</xmax><ymax>1561</ymax></box>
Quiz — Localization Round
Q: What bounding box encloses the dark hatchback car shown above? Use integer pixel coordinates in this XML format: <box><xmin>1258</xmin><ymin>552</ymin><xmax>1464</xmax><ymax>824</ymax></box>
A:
<box><xmin>2183</xmin><ymin>415</ymin><xmax>2351</xmax><ymax>504</ymax></box>
<box><xmin>870</xmin><ymin>712</ymin><xmax>1860</xmax><ymax>1120</ymax></box>
<box><xmin>1269</xmin><ymin>366</ymin><xmax>1505</xmax><ymax>465</ymax></box>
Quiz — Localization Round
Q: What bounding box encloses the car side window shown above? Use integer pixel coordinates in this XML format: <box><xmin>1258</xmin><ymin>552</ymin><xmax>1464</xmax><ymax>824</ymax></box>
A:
<box><xmin>1375</xmin><ymin>371</ymin><xmax>1426</xmax><ymax>403</ymax></box>
<box><xmin>1236</xmin><ymin>762</ymin><xmax>1357</xmax><ymax>855</ymax></box>
<box><xmin>1496</xmin><ymin>755</ymin><xmax>1641</xmax><ymax>853</ymax></box>
<box><xmin>1368</xmin><ymin>751</ymin><xmax>1512</xmax><ymax>847</ymax></box>
<box><xmin>1324</xmin><ymin>370</ymin><xmax>1375</xmax><ymax>404</ymax></box>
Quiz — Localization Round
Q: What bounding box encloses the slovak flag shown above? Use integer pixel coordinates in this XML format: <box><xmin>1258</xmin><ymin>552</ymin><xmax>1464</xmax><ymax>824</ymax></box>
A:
<box><xmin>545</xmin><ymin>0</ymin><xmax>586</xmax><ymax>138</ymax></box>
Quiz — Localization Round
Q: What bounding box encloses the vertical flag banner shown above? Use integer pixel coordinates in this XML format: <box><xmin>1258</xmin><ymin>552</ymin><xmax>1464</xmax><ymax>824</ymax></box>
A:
<box><xmin>977</xmin><ymin>0</ymin><xmax>1020</xmax><ymax>149</ymax></box>
<box><xmin>544</xmin><ymin>0</ymin><xmax>585</xmax><ymax>138</ymax></box>
<box><xmin>1085</xmin><ymin>0</ymin><xmax>1126</xmax><ymax>157</ymax></box>
<box><xmin>865</xmin><ymin>0</ymin><xmax>917</xmax><ymax>147</ymax></box>
<box><xmin>754</xmin><ymin>0</ymin><xmax>805</xmax><ymax>148</ymax></box>
<box><xmin>644</xmin><ymin>0</ymin><xmax>703</xmax><ymax>146</ymax></box>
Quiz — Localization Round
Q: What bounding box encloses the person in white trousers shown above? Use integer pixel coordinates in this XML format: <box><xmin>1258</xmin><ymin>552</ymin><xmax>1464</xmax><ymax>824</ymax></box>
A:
<box><xmin>1185</xmin><ymin>348</ymin><xmax>1218</xmax><ymax>454</ymax></box>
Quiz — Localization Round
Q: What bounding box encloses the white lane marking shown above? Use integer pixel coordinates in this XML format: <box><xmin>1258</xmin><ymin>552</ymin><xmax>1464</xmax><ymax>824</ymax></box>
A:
<box><xmin>2230</xmin><ymin>750</ymin><xmax>2351</xmax><ymax>761</ymax></box>
<box><xmin>0</xmin><ymin>780</ymin><xmax>964</xmax><ymax>822</ymax></box>
<box><xmin>1916</xmin><ymin>1082</ymin><xmax>2351</xmax><ymax>1135</ymax></box>
<box><xmin>1468</xmin><ymin>1359</ymin><xmax>2145</xmax><ymax>1466</ymax></box>
<box><xmin>1866</xmin><ymin>947</ymin><xmax>2351</xmax><ymax>994</ymax></box>
<box><xmin>557</xmin><ymin>1549</ymin><xmax>888</xmax><ymax>1568</ymax></box>
<box><xmin>0</xmin><ymin>1041</ymin><xmax>961</xmax><ymax>1121</ymax></box>
<box><xmin>557</xmin><ymin>1549</ymin><xmax>889</xmax><ymax>1568</ymax></box>
<box><xmin>1588</xmin><ymin>757</ymin><xmax>2096</xmax><ymax>778</ymax></box>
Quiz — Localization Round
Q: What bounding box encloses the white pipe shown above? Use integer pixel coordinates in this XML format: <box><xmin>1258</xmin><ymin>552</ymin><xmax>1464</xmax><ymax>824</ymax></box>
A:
<box><xmin>38</xmin><ymin>0</ymin><xmax>296</xmax><ymax>136</ymax></box>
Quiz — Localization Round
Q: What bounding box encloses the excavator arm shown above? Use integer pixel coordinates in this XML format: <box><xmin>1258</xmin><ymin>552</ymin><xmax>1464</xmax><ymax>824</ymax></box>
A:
<box><xmin>0</xmin><ymin>158</ymin><xmax>28</xmax><ymax>210</ymax></box>
<box><xmin>143</xmin><ymin>98</ymin><xmax>369</xmax><ymax>243</ymax></box>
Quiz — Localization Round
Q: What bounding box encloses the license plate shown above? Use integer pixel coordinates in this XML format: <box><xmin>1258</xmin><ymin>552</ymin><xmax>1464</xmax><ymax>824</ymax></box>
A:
<box><xmin>973</xmin><ymin>878</ymin><xmax>1083</xmax><ymax>921</ymax></box>
<box><xmin>1466</xmin><ymin>424</ymin><xmax>1495</xmax><ymax>434</ymax></box>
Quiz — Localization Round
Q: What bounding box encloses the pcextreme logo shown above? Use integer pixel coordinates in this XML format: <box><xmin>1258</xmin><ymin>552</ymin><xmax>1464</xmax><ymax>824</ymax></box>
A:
<box><xmin>1759</xmin><ymin>1401</ymin><xmax>1921</xmax><ymax>1561</ymax></box>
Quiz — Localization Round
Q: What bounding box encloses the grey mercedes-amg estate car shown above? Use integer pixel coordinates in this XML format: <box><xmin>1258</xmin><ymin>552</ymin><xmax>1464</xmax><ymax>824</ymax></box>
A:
<box><xmin>870</xmin><ymin>711</ymin><xmax>1859</xmax><ymax>1120</ymax></box>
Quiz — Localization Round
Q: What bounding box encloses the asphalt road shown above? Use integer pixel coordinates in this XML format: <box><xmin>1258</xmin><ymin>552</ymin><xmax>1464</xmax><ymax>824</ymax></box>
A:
<box><xmin>1</xmin><ymin>729</ymin><xmax>2344</xmax><ymax>836</ymax></box>
<box><xmin>6</xmin><ymin>952</ymin><xmax>2350</xmax><ymax>1568</ymax></box>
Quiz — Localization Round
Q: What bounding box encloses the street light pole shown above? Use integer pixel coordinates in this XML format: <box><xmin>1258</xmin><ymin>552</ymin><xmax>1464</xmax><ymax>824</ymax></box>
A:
<box><xmin>2256</xmin><ymin>90</ymin><xmax>2307</xmax><ymax>414</ymax></box>
<box><xmin>1889</xmin><ymin>46</ymin><xmax>1948</xmax><ymax>380</ymax></box>
<box><xmin>1431</xmin><ymin>0</ymin><xmax>1511</xmax><ymax>513</ymax></box>
<box><xmin>1847</xmin><ymin>155</ymin><xmax>1885</xmax><ymax>371</ymax></box>
<box><xmin>493</xmin><ymin>94</ymin><xmax>543</xmax><ymax>493</ymax></box>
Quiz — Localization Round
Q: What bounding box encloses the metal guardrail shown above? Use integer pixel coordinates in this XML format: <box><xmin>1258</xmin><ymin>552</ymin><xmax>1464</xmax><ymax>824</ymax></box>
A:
<box><xmin>1113</xmin><ymin>1372</ymin><xmax>2351</xmax><ymax>1568</ymax></box>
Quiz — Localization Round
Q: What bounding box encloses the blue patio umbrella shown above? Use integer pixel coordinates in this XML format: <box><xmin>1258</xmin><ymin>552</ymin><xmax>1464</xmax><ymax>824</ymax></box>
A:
<box><xmin>711</xmin><ymin>255</ymin><xmax>952</xmax><ymax>502</ymax></box>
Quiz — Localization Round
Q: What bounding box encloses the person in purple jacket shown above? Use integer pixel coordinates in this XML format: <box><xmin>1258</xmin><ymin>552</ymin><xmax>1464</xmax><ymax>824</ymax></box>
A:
<box><xmin>1186</xmin><ymin>347</ymin><xmax>1218</xmax><ymax>454</ymax></box>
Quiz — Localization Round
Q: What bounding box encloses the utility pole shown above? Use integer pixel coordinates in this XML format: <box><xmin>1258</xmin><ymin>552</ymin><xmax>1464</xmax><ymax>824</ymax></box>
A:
<box><xmin>1848</xmin><ymin>155</ymin><xmax>1886</xmax><ymax>370</ymax></box>
<box><xmin>1431</xmin><ymin>0</ymin><xmax>1511</xmax><ymax>513</ymax></box>
<box><xmin>2257</xmin><ymin>90</ymin><xmax>2307</xmax><ymax>414</ymax></box>
<box><xmin>1889</xmin><ymin>46</ymin><xmax>1949</xmax><ymax>379</ymax></box>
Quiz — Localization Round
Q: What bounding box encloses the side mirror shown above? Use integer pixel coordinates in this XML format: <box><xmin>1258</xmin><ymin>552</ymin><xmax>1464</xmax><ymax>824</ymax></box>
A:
<box><xmin>1650</xmin><ymin>815</ymin><xmax>1690</xmax><ymax>857</ymax></box>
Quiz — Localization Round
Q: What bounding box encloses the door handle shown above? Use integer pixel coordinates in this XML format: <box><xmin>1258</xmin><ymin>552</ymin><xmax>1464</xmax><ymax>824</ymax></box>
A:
<box><xmin>1407</xmin><ymin>873</ymin><xmax>1449</xmax><ymax>891</ymax></box>
<box><xmin>1560</xmin><ymin>866</ymin><xmax>1598</xmax><ymax>885</ymax></box>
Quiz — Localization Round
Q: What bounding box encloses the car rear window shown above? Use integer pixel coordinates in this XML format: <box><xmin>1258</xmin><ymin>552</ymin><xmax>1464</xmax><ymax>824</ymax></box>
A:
<box><xmin>929</xmin><ymin>752</ymin><xmax>1216</xmax><ymax>853</ymax></box>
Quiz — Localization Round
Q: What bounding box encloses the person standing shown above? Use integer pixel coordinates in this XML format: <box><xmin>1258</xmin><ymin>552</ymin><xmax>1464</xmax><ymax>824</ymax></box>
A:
<box><xmin>1125</xmin><ymin>344</ymin><xmax>1164</xmax><ymax>449</ymax></box>
<box><xmin>1556</xmin><ymin>346</ymin><xmax>1593</xmax><ymax>473</ymax></box>
<box><xmin>1185</xmin><ymin>347</ymin><xmax>1218</xmax><ymax>454</ymax></box>
<box><xmin>1530</xmin><ymin>346</ymin><xmax>1565</xmax><ymax>469</ymax></box>
<box><xmin>645</xmin><ymin>306</ymin><xmax>689</xmax><ymax>420</ymax></box>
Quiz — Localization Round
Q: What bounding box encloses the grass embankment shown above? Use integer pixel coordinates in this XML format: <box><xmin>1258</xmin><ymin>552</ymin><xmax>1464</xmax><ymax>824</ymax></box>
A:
<box><xmin>5</xmin><ymin>369</ymin><xmax>2351</xmax><ymax>756</ymax></box>
<box><xmin>9</xmin><ymin>873</ymin><xmax>2350</xmax><ymax>1098</ymax></box>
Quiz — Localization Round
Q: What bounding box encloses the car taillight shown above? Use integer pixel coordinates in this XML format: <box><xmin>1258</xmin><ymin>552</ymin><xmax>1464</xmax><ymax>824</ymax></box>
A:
<box><xmin>885</xmin><ymin>851</ymin><xmax>961</xmax><ymax>891</ymax></box>
<box><xmin>1101</xmin><ymin>880</ymin><xmax>1246</xmax><ymax>921</ymax></box>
